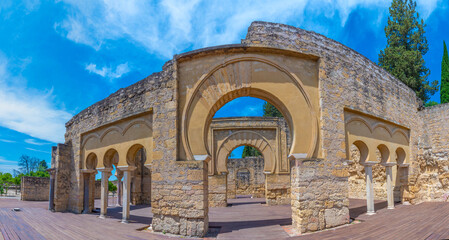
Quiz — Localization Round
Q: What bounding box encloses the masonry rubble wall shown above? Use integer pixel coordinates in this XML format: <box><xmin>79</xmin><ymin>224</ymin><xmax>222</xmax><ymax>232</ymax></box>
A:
<box><xmin>242</xmin><ymin>21</ymin><xmax>424</xmax><ymax>231</ymax></box>
<box><xmin>52</xmin><ymin>143</ymin><xmax>71</xmax><ymax>212</ymax></box>
<box><xmin>94</xmin><ymin>181</ymin><xmax>101</xmax><ymax>199</ymax></box>
<box><xmin>51</xmin><ymin>21</ymin><xmax>449</xmax><ymax>238</ymax></box>
<box><xmin>291</xmin><ymin>159</ymin><xmax>349</xmax><ymax>233</ymax></box>
<box><xmin>348</xmin><ymin>145</ymin><xmax>389</xmax><ymax>200</ymax></box>
<box><xmin>58</xmin><ymin>60</ymin><xmax>207</xmax><ymax>236</ymax></box>
<box><xmin>414</xmin><ymin>103</ymin><xmax>449</xmax><ymax>202</ymax></box>
<box><xmin>21</xmin><ymin>176</ymin><xmax>50</xmax><ymax>201</ymax></box>
<box><xmin>227</xmin><ymin>157</ymin><xmax>265</xmax><ymax>198</ymax></box>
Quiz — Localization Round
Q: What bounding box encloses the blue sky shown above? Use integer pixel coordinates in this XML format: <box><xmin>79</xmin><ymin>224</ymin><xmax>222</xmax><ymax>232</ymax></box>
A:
<box><xmin>0</xmin><ymin>0</ymin><xmax>448</xmax><ymax>174</ymax></box>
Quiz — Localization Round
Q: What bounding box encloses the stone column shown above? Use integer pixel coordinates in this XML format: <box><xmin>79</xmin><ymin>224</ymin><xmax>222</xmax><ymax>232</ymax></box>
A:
<box><xmin>116</xmin><ymin>170</ymin><xmax>123</xmax><ymax>206</ymax></box>
<box><xmin>47</xmin><ymin>168</ymin><xmax>56</xmax><ymax>211</ymax></box>
<box><xmin>363</xmin><ymin>162</ymin><xmax>376</xmax><ymax>215</ymax></box>
<box><xmin>383</xmin><ymin>163</ymin><xmax>396</xmax><ymax>209</ymax></box>
<box><xmin>98</xmin><ymin>168</ymin><xmax>113</xmax><ymax>219</ymax></box>
<box><xmin>118</xmin><ymin>166</ymin><xmax>136</xmax><ymax>223</ymax></box>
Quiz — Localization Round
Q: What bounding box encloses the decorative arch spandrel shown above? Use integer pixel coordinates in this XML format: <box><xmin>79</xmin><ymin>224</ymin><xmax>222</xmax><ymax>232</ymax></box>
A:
<box><xmin>180</xmin><ymin>54</ymin><xmax>320</xmax><ymax>162</ymax></box>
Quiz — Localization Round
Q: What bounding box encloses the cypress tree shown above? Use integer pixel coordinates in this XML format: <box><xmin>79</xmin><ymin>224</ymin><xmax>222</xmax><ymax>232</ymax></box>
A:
<box><xmin>378</xmin><ymin>0</ymin><xmax>438</xmax><ymax>102</ymax></box>
<box><xmin>441</xmin><ymin>41</ymin><xmax>449</xmax><ymax>104</ymax></box>
<box><xmin>262</xmin><ymin>102</ymin><xmax>283</xmax><ymax>117</ymax></box>
<box><xmin>242</xmin><ymin>146</ymin><xmax>262</xmax><ymax>158</ymax></box>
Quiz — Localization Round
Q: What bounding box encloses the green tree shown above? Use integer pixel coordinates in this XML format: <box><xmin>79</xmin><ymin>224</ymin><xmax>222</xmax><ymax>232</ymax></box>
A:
<box><xmin>242</xmin><ymin>146</ymin><xmax>262</xmax><ymax>158</ymax></box>
<box><xmin>38</xmin><ymin>160</ymin><xmax>49</xmax><ymax>172</ymax></box>
<box><xmin>424</xmin><ymin>101</ymin><xmax>438</xmax><ymax>107</ymax></box>
<box><xmin>263</xmin><ymin>102</ymin><xmax>283</xmax><ymax>117</ymax></box>
<box><xmin>0</xmin><ymin>172</ymin><xmax>13</xmax><ymax>195</ymax></box>
<box><xmin>108</xmin><ymin>181</ymin><xmax>117</xmax><ymax>192</ymax></box>
<box><xmin>378</xmin><ymin>0</ymin><xmax>438</xmax><ymax>102</ymax></box>
<box><xmin>441</xmin><ymin>41</ymin><xmax>449</xmax><ymax>104</ymax></box>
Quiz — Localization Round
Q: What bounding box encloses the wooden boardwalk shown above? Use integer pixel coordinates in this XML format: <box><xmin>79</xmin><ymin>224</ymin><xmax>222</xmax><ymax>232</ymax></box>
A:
<box><xmin>0</xmin><ymin>198</ymin><xmax>448</xmax><ymax>239</ymax></box>
<box><xmin>296</xmin><ymin>200</ymin><xmax>449</xmax><ymax>240</ymax></box>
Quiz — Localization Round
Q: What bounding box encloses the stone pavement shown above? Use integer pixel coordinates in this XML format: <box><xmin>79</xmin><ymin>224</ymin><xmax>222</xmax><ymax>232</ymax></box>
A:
<box><xmin>0</xmin><ymin>197</ymin><xmax>448</xmax><ymax>239</ymax></box>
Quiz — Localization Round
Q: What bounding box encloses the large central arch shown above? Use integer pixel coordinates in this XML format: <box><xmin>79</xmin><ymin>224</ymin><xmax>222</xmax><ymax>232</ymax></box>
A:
<box><xmin>180</xmin><ymin>54</ymin><xmax>320</xmax><ymax>162</ymax></box>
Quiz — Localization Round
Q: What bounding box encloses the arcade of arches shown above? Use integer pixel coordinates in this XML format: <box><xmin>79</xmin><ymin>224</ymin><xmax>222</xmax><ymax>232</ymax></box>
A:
<box><xmin>48</xmin><ymin>21</ymin><xmax>449</xmax><ymax>238</ymax></box>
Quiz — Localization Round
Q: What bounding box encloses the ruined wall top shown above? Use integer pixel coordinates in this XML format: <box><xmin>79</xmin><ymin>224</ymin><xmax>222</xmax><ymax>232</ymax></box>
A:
<box><xmin>419</xmin><ymin>103</ymin><xmax>449</xmax><ymax>152</ymax></box>
<box><xmin>65</xmin><ymin>61</ymin><xmax>174</xmax><ymax>137</ymax></box>
<box><xmin>242</xmin><ymin>21</ymin><xmax>421</xmax><ymax>108</ymax></box>
<box><xmin>65</xmin><ymin>21</ymin><xmax>422</xmax><ymax>139</ymax></box>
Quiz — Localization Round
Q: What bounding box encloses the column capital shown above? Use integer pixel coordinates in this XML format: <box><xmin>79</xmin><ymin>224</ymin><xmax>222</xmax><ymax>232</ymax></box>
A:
<box><xmin>288</xmin><ymin>153</ymin><xmax>307</xmax><ymax>161</ymax></box>
<box><xmin>362</xmin><ymin>161</ymin><xmax>377</xmax><ymax>167</ymax></box>
<box><xmin>381</xmin><ymin>162</ymin><xmax>397</xmax><ymax>167</ymax></box>
<box><xmin>193</xmin><ymin>155</ymin><xmax>211</xmax><ymax>162</ymax></box>
<box><xmin>117</xmin><ymin>165</ymin><xmax>137</xmax><ymax>172</ymax></box>
<box><xmin>97</xmin><ymin>167</ymin><xmax>113</xmax><ymax>173</ymax></box>
<box><xmin>46</xmin><ymin>168</ymin><xmax>57</xmax><ymax>177</ymax></box>
<box><xmin>398</xmin><ymin>163</ymin><xmax>410</xmax><ymax>168</ymax></box>
<box><xmin>81</xmin><ymin>169</ymin><xmax>97</xmax><ymax>174</ymax></box>
<box><xmin>144</xmin><ymin>163</ymin><xmax>152</xmax><ymax>169</ymax></box>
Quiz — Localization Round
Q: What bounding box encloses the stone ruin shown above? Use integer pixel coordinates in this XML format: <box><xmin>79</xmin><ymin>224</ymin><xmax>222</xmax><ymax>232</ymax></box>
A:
<box><xmin>46</xmin><ymin>21</ymin><xmax>449</xmax><ymax>237</ymax></box>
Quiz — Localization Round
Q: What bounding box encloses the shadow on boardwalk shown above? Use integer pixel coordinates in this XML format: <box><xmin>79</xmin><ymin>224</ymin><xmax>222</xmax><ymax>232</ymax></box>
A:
<box><xmin>1</xmin><ymin>197</ymin><xmax>449</xmax><ymax>239</ymax></box>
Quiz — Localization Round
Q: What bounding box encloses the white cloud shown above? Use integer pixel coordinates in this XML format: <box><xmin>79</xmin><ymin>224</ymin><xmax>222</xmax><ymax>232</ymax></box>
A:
<box><xmin>0</xmin><ymin>53</ymin><xmax>71</xmax><ymax>143</ymax></box>
<box><xmin>25</xmin><ymin>138</ymin><xmax>49</xmax><ymax>145</ymax></box>
<box><xmin>0</xmin><ymin>156</ymin><xmax>18</xmax><ymax>173</ymax></box>
<box><xmin>23</xmin><ymin>0</ymin><xmax>41</xmax><ymax>12</ymax></box>
<box><xmin>85</xmin><ymin>62</ymin><xmax>130</xmax><ymax>80</ymax></box>
<box><xmin>56</xmin><ymin>0</ymin><xmax>441</xmax><ymax>58</ymax></box>
<box><xmin>0</xmin><ymin>138</ymin><xmax>15</xmax><ymax>143</ymax></box>
<box><xmin>26</xmin><ymin>147</ymin><xmax>51</xmax><ymax>154</ymax></box>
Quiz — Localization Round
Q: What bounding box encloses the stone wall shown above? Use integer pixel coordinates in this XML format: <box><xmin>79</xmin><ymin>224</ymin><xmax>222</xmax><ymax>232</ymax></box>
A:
<box><xmin>52</xmin><ymin>20</ymin><xmax>449</xmax><ymax>238</ymax></box>
<box><xmin>291</xmin><ymin>159</ymin><xmax>349</xmax><ymax>233</ymax></box>
<box><xmin>227</xmin><ymin>157</ymin><xmax>265</xmax><ymax>198</ymax></box>
<box><xmin>131</xmin><ymin>165</ymin><xmax>151</xmax><ymax>205</ymax></box>
<box><xmin>413</xmin><ymin>103</ymin><xmax>449</xmax><ymax>202</ymax></box>
<box><xmin>52</xmin><ymin>143</ymin><xmax>71</xmax><ymax>212</ymax></box>
<box><xmin>61</xmin><ymin>61</ymin><xmax>176</xmax><ymax>213</ymax></box>
<box><xmin>94</xmin><ymin>180</ymin><xmax>101</xmax><ymax>199</ymax></box>
<box><xmin>57</xmin><ymin>60</ymin><xmax>208</xmax><ymax>236</ymax></box>
<box><xmin>348</xmin><ymin>145</ymin><xmax>387</xmax><ymax>200</ymax></box>
<box><xmin>208</xmin><ymin>156</ymin><xmax>290</xmax><ymax>207</ymax></box>
<box><xmin>242</xmin><ymin>21</ymin><xmax>426</xmax><ymax>231</ymax></box>
<box><xmin>21</xmin><ymin>176</ymin><xmax>50</xmax><ymax>201</ymax></box>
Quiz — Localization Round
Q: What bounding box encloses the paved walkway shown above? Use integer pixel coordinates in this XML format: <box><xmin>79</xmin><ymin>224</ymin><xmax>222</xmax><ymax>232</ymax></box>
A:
<box><xmin>0</xmin><ymin>197</ymin><xmax>448</xmax><ymax>239</ymax></box>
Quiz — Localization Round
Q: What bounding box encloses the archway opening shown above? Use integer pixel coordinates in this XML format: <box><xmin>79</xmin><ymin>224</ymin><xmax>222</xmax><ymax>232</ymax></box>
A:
<box><xmin>227</xmin><ymin>144</ymin><xmax>266</xmax><ymax>201</ymax></box>
<box><xmin>373</xmin><ymin>145</ymin><xmax>387</xmax><ymax>200</ymax></box>
<box><xmin>83</xmin><ymin>153</ymin><xmax>97</xmax><ymax>213</ymax></box>
<box><xmin>206</xmin><ymin>95</ymin><xmax>292</xmax><ymax>236</ymax></box>
<box><xmin>127</xmin><ymin>145</ymin><xmax>151</xmax><ymax>205</ymax></box>
<box><xmin>348</xmin><ymin>144</ymin><xmax>366</xmax><ymax>199</ymax></box>
<box><xmin>395</xmin><ymin>147</ymin><xmax>407</xmax><ymax>202</ymax></box>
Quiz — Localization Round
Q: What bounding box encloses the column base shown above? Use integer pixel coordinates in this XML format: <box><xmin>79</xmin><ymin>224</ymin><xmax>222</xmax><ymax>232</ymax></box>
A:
<box><xmin>366</xmin><ymin>211</ymin><xmax>376</xmax><ymax>215</ymax></box>
<box><xmin>99</xmin><ymin>214</ymin><xmax>106</xmax><ymax>219</ymax></box>
<box><xmin>121</xmin><ymin>219</ymin><xmax>129</xmax><ymax>224</ymax></box>
<box><xmin>387</xmin><ymin>206</ymin><xmax>395</xmax><ymax>210</ymax></box>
